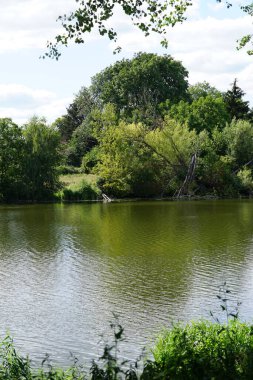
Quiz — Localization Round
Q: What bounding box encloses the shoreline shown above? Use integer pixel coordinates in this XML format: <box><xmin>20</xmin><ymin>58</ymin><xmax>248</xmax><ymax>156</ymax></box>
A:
<box><xmin>1</xmin><ymin>194</ymin><xmax>253</xmax><ymax>206</ymax></box>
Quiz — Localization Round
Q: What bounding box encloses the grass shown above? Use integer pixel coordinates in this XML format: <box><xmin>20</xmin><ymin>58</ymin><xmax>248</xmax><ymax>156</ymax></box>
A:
<box><xmin>57</xmin><ymin>174</ymin><xmax>101</xmax><ymax>201</ymax></box>
<box><xmin>60</xmin><ymin>174</ymin><xmax>98</xmax><ymax>188</ymax></box>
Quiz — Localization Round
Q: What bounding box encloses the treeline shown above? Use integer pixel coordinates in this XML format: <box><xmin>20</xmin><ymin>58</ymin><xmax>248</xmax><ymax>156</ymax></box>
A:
<box><xmin>2</xmin><ymin>52</ymin><xmax>253</xmax><ymax>201</ymax></box>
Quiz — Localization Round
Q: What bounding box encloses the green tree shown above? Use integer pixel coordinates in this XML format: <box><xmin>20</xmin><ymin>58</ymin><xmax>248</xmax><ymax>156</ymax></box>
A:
<box><xmin>223</xmin><ymin>79</ymin><xmax>250</xmax><ymax>121</ymax></box>
<box><xmin>195</xmin><ymin>130</ymin><xmax>237</xmax><ymax>196</ymax></box>
<box><xmin>23</xmin><ymin>117</ymin><xmax>61</xmax><ymax>200</ymax></box>
<box><xmin>66</xmin><ymin>118</ymin><xmax>98</xmax><ymax>167</ymax></box>
<box><xmin>93</xmin><ymin>115</ymin><xmax>200</xmax><ymax>197</ymax></box>
<box><xmin>54</xmin><ymin>87</ymin><xmax>95</xmax><ymax>142</ymax></box>
<box><xmin>94</xmin><ymin>122</ymin><xmax>161</xmax><ymax>196</ymax></box>
<box><xmin>168</xmin><ymin>95</ymin><xmax>229</xmax><ymax>133</ymax></box>
<box><xmin>188</xmin><ymin>81</ymin><xmax>222</xmax><ymax>101</ymax></box>
<box><xmin>0</xmin><ymin>118</ymin><xmax>25</xmax><ymax>201</ymax></box>
<box><xmin>222</xmin><ymin>119</ymin><xmax>253</xmax><ymax>168</ymax></box>
<box><xmin>90</xmin><ymin>52</ymin><xmax>189</xmax><ymax>124</ymax></box>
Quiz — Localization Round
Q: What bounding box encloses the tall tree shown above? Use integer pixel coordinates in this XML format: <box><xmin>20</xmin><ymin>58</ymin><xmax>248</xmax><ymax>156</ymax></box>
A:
<box><xmin>223</xmin><ymin>79</ymin><xmax>250</xmax><ymax>120</ymax></box>
<box><xmin>23</xmin><ymin>117</ymin><xmax>61</xmax><ymax>200</ymax></box>
<box><xmin>54</xmin><ymin>87</ymin><xmax>95</xmax><ymax>142</ymax></box>
<box><xmin>90</xmin><ymin>52</ymin><xmax>189</xmax><ymax>124</ymax></box>
<box><xmin>0</xmin><ymin>119</ymin><xmax>25</xmax><ymax>201</ymax></box>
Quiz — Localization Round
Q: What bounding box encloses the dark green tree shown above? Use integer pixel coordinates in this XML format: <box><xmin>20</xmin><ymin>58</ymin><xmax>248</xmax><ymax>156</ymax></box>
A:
<box><xmin>66</xmin><ymin>118</ymin><xmax>98</xmax><ymax>166</ymax></box>
<box><xmin>90</xmin><ymin>52</ymin><xmax>189</xmax><ymax>124</ymax></box>
<box><xmin>223</xmin><ymin>79</ymin><xmax>250</xmax><ymax>120</ymax></box>
<box><xmin>54</xmin><ymin>87</ymin><xmax>95</xmax><ymax>142</ymax></box>
<box><xmin>0</xmin><ymin>118</ymin><xmax>25</xmax><ymax>201</ymax></box>
<box><xmin>23</xmin><ymin>117</ymin><xmax>61</xmax><ymax>200</ymax></box>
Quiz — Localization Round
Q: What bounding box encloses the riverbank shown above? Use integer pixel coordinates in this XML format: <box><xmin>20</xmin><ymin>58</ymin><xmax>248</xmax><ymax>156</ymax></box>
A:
<box><xmin>2</xmin><ymin>318</ymin><xmax>253</xmax><ymax>379</ymax></box>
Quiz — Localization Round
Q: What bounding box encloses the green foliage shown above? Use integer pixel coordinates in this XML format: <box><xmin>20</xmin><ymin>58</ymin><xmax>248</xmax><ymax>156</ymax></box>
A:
<box><xmin>152</xmin><ymin>320</ymin><xmax>253</xmax><ymax>379</ymax></box>
<box><xmin>45</xmin><ymin>0</ymin><xmax>192</xmax><ymax>59</ymax></box>
<box><xmin>90</xmin><ymin>53</ymin><xmax>189</xmax><ymax>124</ymax></box>
<box><xmin>93</xmin><ymin>116</ymin><xmax>200</xmax><ymax>197</ymax></box>
<box><xmin>57</xmin><ymin>165</ymin><xmax>83</xmax><ymax>175</ymax></box>
<box><xmin>94</xmin><ymin>122</ymin><xmax>162</xmax><ymax>197</ymax></box>
<box><xmin>0</xmin><ymin>118</ymin><xmax>25</xmax><ymax>201</ymax></box>
<box><xmin>59</xmin><ymin>179</ymin><xmax>101</xmax><ymax>201</ymax></box>
<box><xmin>45</xmin><ymin>1</ymin><xmax>253</xmax><ymax>59</ymax></box>
<box><xmin>188</xmin><ymin>81</ymin><xmax>222</xmax><ymax>101</ymax></box>
<box><xmin>54</xmin><ymin>87</ymin><xmax>96</xmax><ymax>143</ymax></box>
<box><xmin>168</xmin><ymin>95</ymin><xmax>230</xmax><ymax>133</ymax></box>
<box><xmin>237</xmin><ymin>168</ymin><xmax>253</xmax><ymax>194</ymax></box>
<box><xmin>222</xmin><ymin>119</ymin><xmax>253</xmax><ymax>168</ymax></box>
<box><xmin>223</xmin><ymin>79</ymin><xmax>250</xmax><ymax>121</ymax></box>
<box><xmin>66</xmin><ymin>121</ymin><xmax>98</xmax><ymax>167</ymax></box>
<box><xmin>23</xmin><ymin>116</ymin><xmax>61</xmax><ymax>201</ymax></box>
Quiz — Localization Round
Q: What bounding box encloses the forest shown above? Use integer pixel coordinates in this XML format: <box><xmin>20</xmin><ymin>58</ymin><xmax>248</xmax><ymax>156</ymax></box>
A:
<box><xmin>1</xmin><ymin>52</ymin><xmax>253</xmax><ymax>202</ymax></box>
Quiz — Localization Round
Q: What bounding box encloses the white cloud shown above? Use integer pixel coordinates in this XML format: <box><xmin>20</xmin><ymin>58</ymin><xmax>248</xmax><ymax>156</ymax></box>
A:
<box><xmin>0</xmin><ymin>0</ymin><xmax>75</xmax><ymax>52</ymax></box>
<box><xmin>0</xmin><ymin>83</ymin><xmax>71</xmax><ymax>125</ymax></box>
<box><xmin>108</xmin><ymin>14</ymin><xmax>253</xmax><ymax>105</ymax></box>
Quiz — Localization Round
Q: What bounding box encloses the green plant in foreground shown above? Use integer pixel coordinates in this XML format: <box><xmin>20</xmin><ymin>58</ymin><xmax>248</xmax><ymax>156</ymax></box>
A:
<box><xmin>1</xmin><ymin>288</ymin><xmax>253</xmax><ymax>379</ymax></box>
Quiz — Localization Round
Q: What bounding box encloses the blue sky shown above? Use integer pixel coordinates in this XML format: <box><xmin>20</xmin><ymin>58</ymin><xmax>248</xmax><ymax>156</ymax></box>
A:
<box><xmin>1</xmin><ymin>0</ymin><xmax>253</xmax><ymax>125</ymax></box>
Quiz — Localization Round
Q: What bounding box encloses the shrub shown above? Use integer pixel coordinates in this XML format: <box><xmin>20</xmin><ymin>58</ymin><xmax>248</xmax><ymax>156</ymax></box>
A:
<box><xmin>152</xmin><ymin>320</ymin><xmax>253</xmax><ymax>379</ymax></box>
<box><xmin>237</xmin><ymin>168</ymin><xmax>253</xmax><ymax>195</ymax></box>
<box><xmin>57</xmin><ymin>165</ymin><xmax>83</xmax><ymax>175</ymax></box>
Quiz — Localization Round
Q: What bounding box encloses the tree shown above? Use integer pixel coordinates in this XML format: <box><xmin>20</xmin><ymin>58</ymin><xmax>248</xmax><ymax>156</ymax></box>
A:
<box><xmin>45</xmin><ymin>1</ymin><xmax>253</xmax><ymax>59</ymax></box>
<box><xmin>90</xmin><ymin>52</ymin><xmax>189</xmax><ymax>124</ymax></box>
<box><xmin>223</xmin><ymin>79</ymin><xmax>250</xmax><ymax>121</ymax></box>
<box><xmin>0</xmin><ymin>119</ymin><xmax>25</xmax><ymax>201</ymax></box>
<box><xmin>23</xmin><ymin>117</ymin><xmax>61</xmax><ymax>200</ymax></box>
<box><xmin>188</xmin><ymin>82</ymin><xmax>222</xmax><ymax>101</ymax></box>
<box><xmin>66</xmin><ymin>118</ymin><xmax>98</xmax><ymax>166</ymax></box>
<box><xmin>222</xmin><ymin>119</ymin><xmax>253</xmax><ymax>168</ymax></box>
<box><xmin>54</xmin><ymin>87</ymin><xmax>95</xmax><ymax>142</ymax></box>
<box><xmin>167</xmin><ymin>95</ymin><xmax>230</xmax><ymax>133</ymax></box>
<box><xmin>93</xmin><ymin>113</ymin><xmax>200</xmax><ymax>197</ymax></box>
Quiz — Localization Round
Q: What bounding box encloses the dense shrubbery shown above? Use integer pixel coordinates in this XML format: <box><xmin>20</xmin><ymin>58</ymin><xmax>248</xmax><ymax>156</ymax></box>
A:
<box><xmin>151</xmin><ymin>320</ymin><xmax>253</xmax><ymax>379</ymax></box>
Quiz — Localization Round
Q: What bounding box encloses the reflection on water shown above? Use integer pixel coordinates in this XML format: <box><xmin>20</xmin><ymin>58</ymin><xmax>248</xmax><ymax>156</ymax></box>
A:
<box><xmin>0</xmin><ymin>200</ymin><xmax>253</xmax><ymax>365</ymax></box>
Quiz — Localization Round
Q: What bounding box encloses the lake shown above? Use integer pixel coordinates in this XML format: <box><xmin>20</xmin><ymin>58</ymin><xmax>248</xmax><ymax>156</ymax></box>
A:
<box><xmin>1</xmin><ymin>200</ymin><xmax>253</xmax><ymax>367</ymax></box>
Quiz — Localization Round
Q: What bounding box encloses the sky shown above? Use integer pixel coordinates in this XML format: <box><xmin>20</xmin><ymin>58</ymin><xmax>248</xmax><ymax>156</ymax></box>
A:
<box><xmin>0</xmin><ymin>0</ymin><xmax>253</xmax><ymax>125</ymax></box>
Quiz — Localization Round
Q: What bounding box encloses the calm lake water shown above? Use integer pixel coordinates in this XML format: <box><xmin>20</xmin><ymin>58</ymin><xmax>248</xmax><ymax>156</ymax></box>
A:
<box><xmin>1</xmin><ymin>200</ymin><xmax>253</xmax><ymax>366</ymax></box>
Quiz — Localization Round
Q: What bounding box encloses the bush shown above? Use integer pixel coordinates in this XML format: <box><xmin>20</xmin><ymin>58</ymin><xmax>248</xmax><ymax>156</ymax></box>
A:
<box><xmin>152</xmin><ymin>320</ymin><xmax>253</xmax><ymax>379</ymax></box>
<box><xmin>237</xmin><ymin>168</ymin><xmax>253</xmax><ymax>195</ymax></box>
<box><xmin>57</xmin><ymin>165</ymin><xmax>83</xmax><ymax>175</ymax></box>
<box><xmin>2</xmin><ymin>318</ymin><xmax>253</xmax><ymax>379</ymax></box>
